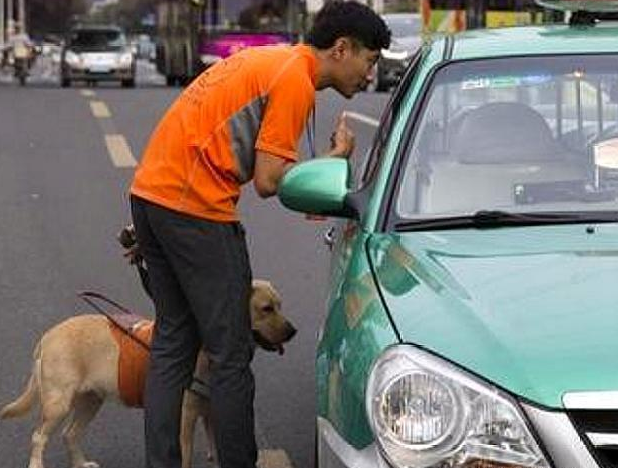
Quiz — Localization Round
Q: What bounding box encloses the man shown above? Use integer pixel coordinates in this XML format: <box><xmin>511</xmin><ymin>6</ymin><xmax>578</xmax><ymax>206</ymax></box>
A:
<box><xmin>8</xmin><ymin>29</ymin><xmax>34</xmax><ymax>67</ymax></box>
<box><xmin>129</xmin><ymin>2</ymin><xmax>390</xmax><ymax>468</ymax></box>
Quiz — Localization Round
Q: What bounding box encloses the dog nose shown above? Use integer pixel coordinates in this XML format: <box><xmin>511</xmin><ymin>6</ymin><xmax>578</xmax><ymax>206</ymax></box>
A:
<box><xmin>285</xmin><ymin>322</ymin><xmax>297</xmax><ymax>341</ymax></box>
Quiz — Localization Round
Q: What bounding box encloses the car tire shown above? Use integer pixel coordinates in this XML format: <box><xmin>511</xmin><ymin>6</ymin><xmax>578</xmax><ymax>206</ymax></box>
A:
<box><xmin>165</xmin><ymin>75</ymin><xmax>176</xmax><ymax>87</ymax></box>
<box><xmin>61</xmin><ymin>77</ymin><xmax>70</xmax><ymax>88</ymax></box>
<box><xmin>122</xmin><ymin>78</ymin><xmax>136</xmax><ymax>88</ymax></box>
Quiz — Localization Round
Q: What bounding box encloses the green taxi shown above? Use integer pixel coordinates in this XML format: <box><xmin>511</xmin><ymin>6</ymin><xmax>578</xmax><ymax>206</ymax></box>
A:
<box><xmin>279</xmin><ymin>2</ymin><xmax>618</xmax><ymax>467</ymax></box>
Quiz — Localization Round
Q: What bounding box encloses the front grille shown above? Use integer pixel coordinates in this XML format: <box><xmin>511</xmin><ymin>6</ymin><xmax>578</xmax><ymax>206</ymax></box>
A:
<box><xmin>568</xmin><ymin>410</ymin><xmax>618</xmax><ymax>468</ymax></box>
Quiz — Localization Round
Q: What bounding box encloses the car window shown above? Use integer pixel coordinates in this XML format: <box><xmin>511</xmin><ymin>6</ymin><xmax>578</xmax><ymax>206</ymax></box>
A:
<box><xmin>69</xmin><ymin>30</ymin><xmax>126</xmax><ymax>49</ymax></box>
<box><xmin>396</xmin><ymin>55</ymin><xmax>618</xmax><ymax>218</ymax></box>
<box><xmin>352</xmin><ymin>50</ymin><xmax>424</xmax><ymax>191</ymax></box>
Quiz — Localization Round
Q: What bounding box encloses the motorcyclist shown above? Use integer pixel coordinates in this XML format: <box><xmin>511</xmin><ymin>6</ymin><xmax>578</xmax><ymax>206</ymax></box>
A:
<box><xmin>8</xmin><ymin>28</ymin><xmax>34</xmax><ymax>84</ymax></box>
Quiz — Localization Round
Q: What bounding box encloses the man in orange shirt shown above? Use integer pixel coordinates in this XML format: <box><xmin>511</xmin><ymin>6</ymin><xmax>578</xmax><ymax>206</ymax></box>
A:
<box><xmin>130</xmin><ymin>2</ymin><xmax>390</xmax><ymax>468</ymax></box>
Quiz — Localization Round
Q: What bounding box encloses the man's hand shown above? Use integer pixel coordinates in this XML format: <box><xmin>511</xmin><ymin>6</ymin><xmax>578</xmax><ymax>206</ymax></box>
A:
<box><xmin>326</xmin><ymin>112</ymin><xmax>355</xmax><ymax>159</ymax></box>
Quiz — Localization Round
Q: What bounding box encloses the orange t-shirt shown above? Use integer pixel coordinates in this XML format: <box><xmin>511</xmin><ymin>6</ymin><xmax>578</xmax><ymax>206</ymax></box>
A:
<box><xmin>131</xmin><ymin>44</ymin><xmax>318</xmax><ymax>222</ymax></box>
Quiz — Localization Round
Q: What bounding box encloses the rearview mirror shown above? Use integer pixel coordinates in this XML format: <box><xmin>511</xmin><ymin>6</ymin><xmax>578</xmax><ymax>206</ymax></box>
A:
<box><xmin>277</xmin><ymin>158</ymin><xmax>354</xmax><ymax>218</ymax></box>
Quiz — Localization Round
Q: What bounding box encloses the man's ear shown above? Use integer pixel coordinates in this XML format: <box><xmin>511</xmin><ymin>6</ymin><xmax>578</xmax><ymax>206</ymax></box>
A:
<box><xmin>331</xmin><ymin>37</ymin><xmax>352</xmax><ymax>60</ymax></box>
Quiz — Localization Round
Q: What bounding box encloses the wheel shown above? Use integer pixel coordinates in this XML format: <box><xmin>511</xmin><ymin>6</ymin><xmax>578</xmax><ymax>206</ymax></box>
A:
<box><xmin>61</xmin><ymin>77</ymin><xmax>70</xmax><ymax>88</ymax></box>
<box><xmin>121</xmin><ymin>78</ymin><xmax>136</xmax><ymax>88</ymax></box>
<box><xmin>165</xmin><ymin>75</ymin><xmax>176</xmax><ymax>86</ymax></box>
<box><xmin>18</xmin><ymin>74</ymin><xmax>26</xmax><ymax>86</ymax></box>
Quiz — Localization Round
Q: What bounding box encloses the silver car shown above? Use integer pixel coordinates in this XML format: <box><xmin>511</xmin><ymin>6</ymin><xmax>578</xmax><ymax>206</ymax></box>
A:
<box><xmin>60</xmin><ymin>25</ymin><xmax>136</xmax><ymax>88</ymax></box>
<box><xmin>372</xmin><ymin>13</ymin><xmax>422</xmax><ymax>92</ymax></box>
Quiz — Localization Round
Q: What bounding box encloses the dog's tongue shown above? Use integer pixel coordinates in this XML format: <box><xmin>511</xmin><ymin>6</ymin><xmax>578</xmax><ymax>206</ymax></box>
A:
<box><xmin>277</xmin><ymin>344</ymin><xmax>284</xmax><ymax>355</ymax></box>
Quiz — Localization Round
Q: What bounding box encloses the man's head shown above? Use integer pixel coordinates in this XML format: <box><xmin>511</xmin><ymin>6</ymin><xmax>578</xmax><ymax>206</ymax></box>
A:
<box><xmin>308</xmin><ymin>1</ymin><xmax>391</xmax><ymax>98</ymax></box>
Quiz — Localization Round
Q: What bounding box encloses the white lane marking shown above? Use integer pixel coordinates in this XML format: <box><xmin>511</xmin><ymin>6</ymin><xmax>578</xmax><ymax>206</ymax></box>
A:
<box><xmin>257</xmin><ymin>449</ymin><xmax>294</xmax><ymax>468</ymax></box>
<box><xmin>105</xmin><ymin>134</ymin><xmax>137</xmax><ymax>167</ymax></box>
<box><xmin>90</xmin><ymin>100</ymin><xmax>111</xmax><ymax>119</ymax></box>
<box><xmin>344</xmin><ymin>111</ymin><xmax>379</xmax><ymax>128</ymax></box>
<box><xmin>80</xmin><ymin>89</ymin><xmax>96</xmax><ymax>98</ymax></box>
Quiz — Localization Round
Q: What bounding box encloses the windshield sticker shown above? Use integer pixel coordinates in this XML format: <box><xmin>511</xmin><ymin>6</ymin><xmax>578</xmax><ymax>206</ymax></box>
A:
<box><xmin>461</xmin><ymin>76</ymin><xmax>520</xmax><ymax>89</ymax></box>
<box><xmin>521</xmin><ymin>74</ymin><xmax>553</xmax><ymax>85</ymax></box>
<box><xmin>491</xmin><ymin>76</ymin><xmax>522</xmax><ymax>88</ymax></box>
<box><xmin>462</xmin><ymin>74</ymin><xmax>553</xmax><ymax>90</ymax></box>
<box><xmin>461</xmin><ymin>78</ymin><xmax>490</xmax><ymax>90</ymax></box>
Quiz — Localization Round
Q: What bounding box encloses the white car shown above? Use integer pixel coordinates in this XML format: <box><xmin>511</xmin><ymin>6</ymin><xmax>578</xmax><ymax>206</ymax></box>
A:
<box><xmin>60</xmin><ymin>25</ymin><xmax>136</xmax><ymax>88</ymax></box>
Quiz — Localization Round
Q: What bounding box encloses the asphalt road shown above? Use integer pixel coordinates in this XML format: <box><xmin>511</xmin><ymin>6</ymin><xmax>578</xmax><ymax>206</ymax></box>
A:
<box><xmin>0</xmin><ymin>58</ymin><xmax>389</xmax><ymax>468</ymax></box>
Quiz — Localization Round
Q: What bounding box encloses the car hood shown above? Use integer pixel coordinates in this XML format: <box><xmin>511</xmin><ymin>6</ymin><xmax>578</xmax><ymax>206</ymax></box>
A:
<box><xmin>367</xmin><ymin>224</ymin><xmax>618</xmax><ymax>408</ymax></box>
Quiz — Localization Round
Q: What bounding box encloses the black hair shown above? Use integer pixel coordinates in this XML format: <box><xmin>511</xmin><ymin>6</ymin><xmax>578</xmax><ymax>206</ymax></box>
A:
<box><xmin>307</xmin><ymin>1</ymin><xmax>391</xmax><ymax>51</ymax></box>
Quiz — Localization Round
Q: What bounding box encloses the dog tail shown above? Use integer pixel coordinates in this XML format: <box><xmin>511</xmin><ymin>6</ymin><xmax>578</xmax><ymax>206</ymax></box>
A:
<box><xmin>0</xmin><ymin>341</ymin><xmax>41</xmax><ymax>419</ymax></box>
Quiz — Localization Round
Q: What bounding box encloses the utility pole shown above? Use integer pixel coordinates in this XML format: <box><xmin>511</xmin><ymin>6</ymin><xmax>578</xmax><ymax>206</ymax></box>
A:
<box><xmin>17</xmin><ymin>0</ymin><xmax>24</xmax><ymax>33</ymax></box>
<box><xmin>1</xmin><ymin>0</ymin><xmax>5</xmax><ymax>51</ymax></box>
<box><xmin>6</xmin><ymin>0</ymin><xmax>12</xmax><ymax>39</ymax></box>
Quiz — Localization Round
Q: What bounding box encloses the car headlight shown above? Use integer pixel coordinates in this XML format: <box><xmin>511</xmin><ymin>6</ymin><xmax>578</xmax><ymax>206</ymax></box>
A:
<box><xmin>381</xmin><ymin>49</ymin><xmax>411</xmax><ymax>61</ymax></box>
<box><xmin>118</xmin><ymin>52</ymin><xmax>133</xmax><ymax>66</ymax></box>
<box><xmin>366</xmin><ymin>346</ymin><xmax>551</xmax><ymax>468</ymax></box>
<box><xmin>65</xmin><ymin>51</ymin><xmax>81</xmax><ymax>66</ymax></box>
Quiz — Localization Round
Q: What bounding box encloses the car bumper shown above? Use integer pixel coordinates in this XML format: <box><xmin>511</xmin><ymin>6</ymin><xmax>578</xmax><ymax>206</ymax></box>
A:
<box><xmin>317</xmin><ymin>417</ymin><xmax>387</xmax><ymax>468</ymax></box>
<box><xmin>318</xmin><ymin>402</ymin><xmax>601</xmax><ymax>468</ymax></box>
<box><xmin>62</xmin><ymin>66</ymin><xmax>134</xmax><ymax>81</ymax></box>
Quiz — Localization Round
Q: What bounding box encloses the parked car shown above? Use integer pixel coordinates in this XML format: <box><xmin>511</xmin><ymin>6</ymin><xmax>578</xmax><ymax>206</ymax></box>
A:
<box><xmin>60</xmin><ymin>25</ymin><xmax>136</xmax><ymax>88</ymax></box>
<box><xmin>278</xmin><ymin>3</ymin><xmax>618</xmax><ymax>468</ymax></box>
<box><xmin>371</xmin><ymin>13</ymin><xmax>422</xmax><ymax>92</ymax></box>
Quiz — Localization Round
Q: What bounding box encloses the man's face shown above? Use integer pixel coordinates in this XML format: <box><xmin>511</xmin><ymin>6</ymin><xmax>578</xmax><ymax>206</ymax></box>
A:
<box><xmin>332</xmin><ymin>40</ymin><xmax>380</xmax><ymax>98</ymax></box>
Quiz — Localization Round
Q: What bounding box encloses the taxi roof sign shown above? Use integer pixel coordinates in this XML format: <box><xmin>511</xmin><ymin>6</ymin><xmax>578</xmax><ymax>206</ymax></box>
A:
<box><xmin>535</xmin><ymin>0</ymin><xmax>618</xmax><ymax>12</ymax></box>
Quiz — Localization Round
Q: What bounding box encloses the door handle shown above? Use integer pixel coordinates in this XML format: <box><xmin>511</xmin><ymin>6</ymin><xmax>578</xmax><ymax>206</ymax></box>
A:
<box><xmin>323</xmin><ymin>226</ymin><xmax>336</xmax><ymax>250</ymax></box>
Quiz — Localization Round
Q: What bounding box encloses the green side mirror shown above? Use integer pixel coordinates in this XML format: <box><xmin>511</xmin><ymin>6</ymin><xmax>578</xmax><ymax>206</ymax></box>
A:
<box><xmin>277</xmin><ymin>158</ymin><xmax>354</xmax><ymax>217</ymax></box>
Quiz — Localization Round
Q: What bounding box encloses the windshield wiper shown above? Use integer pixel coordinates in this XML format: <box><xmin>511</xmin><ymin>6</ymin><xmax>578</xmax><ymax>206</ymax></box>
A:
<box><xmin>395</xmin><ymin>210</ymin><xmax>618</xmax><ymax>232</ymax></box>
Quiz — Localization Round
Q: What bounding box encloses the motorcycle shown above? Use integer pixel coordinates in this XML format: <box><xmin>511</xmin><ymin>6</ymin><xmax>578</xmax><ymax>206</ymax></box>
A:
<box><xmin>13</xmin><ymin>56</ymin><xmax>29</xmax><ymax>86</ymax></box>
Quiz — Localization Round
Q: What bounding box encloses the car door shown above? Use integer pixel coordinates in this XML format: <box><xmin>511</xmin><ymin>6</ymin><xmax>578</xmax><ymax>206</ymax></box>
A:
<box><xmin>324</xmin><ymin>51</ymin><xmax>425</xmax><ymax>299</ymax></box>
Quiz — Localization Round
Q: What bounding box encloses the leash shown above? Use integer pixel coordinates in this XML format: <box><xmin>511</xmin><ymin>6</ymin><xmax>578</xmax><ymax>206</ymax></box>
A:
<box><xmin>78</xmin><ymin>290</ymin><xmax>151</xmax><ymax>350</ymax></box>
<box><xmin>78</xmin><ymin>290</ymin><xmax>135</xmax><ymax>315</ymax></box>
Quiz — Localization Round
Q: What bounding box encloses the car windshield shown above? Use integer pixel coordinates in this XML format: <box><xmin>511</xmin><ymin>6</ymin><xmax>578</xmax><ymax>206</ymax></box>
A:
<box><xmin>384</xmin><ymin>15</ymin><xmax>421</xmax><ymax>38</ymax></box>
<box><xmin>69</xmin><ymin>29</ymin><xmax>126</xmax><ymax>49</ymax></box>
<box><xmin>396</xmin><ymin>54</ymin><xmax>618</xmax><ymax>220</ymax></box>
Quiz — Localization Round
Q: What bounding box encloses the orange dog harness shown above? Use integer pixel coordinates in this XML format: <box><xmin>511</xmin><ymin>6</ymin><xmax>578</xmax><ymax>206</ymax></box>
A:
<box><xmin>109</xmin><ymin>320</ymin><xmax>154</xmax><ymax>407</ymax></box>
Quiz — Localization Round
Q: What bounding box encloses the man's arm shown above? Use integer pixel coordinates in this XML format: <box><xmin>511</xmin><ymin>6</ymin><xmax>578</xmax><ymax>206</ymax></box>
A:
<box><xmin>253</xmin><ymin>151</ymin><xmax>294</xmax><ymax>198</ymax></box>
<box><xmin>253</xmin><ymin>113</ymin><xmax>355</xmax><ymax>198</ymax></box>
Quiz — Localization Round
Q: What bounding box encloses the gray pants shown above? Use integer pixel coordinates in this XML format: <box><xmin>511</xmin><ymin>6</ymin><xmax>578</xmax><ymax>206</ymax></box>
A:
<box><xmin>131</xmin><ymin>195</ymin><xmax>257</xmax><ymax>468</ymax></box>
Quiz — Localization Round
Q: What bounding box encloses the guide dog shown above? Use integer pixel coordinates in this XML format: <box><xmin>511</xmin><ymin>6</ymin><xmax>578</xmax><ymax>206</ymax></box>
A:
<box><xmin>0</xmin><ymin>279</ymin><xmax>296</xmax><ymax>468</ymax></box>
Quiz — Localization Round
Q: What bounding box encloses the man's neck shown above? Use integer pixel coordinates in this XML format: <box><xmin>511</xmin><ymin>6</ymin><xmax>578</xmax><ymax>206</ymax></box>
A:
<box><xmin>310</xmin><ymin>46</ymin><xmax>334</xmax><ymax>91</ymax></box>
